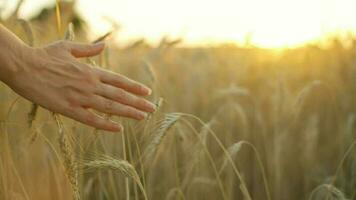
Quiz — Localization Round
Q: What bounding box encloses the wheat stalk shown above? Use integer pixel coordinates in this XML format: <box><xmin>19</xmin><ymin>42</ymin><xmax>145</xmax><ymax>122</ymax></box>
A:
<box><xmin>178</xmin><ymin>113</ymin><xmax>254</xmax><ymax>200</ymax></box>
<box><xmin>82</xmin><ymin>155</ymin><xmax>148</xmax><ymax>200</ymax></box>
<box><xmin>64</xmin><ymin>23</ymin><xmax>75</xmax><ymax>41</ymax></box>
<box><xmin>54</xmin><ymin>114</ymin><xmax>80</xmax><ymax>200</ymax></box>
<box><xmin>309</xmin><ymin>184</ymin><xmax>348</xmax><ymax>200</ymax></box>
<box><xmin>142</xmin><ymin>113</ymin><xmax>182</xmax><ymax>165</ymax></box>
<box><xmin>165</xmin><ymin>187</ymin><xmax>186</xmax><ymax>200</ymax></box>
<box><xmin>218</xmin><ymin>141</ymin><xmax>271</xmax><ymax>200</ymax></box>
<box><xmin>55</xmin><ymin>0</ymin><xmax>62</xmax><ymax>35</ymax></box>
<box><xmin>142</xmin><ymin>59</ymin><xmax>157</xmax><ymax>87</ymax></box>
<box><xmin>179</xmin><ymin>118</ymin><xmax>228</xmax><ymax>200</ymax></box>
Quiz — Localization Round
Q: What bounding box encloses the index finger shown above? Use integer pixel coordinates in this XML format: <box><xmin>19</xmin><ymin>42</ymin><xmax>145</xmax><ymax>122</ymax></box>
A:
<box><xmin>94</xmin><ymin>68</ymin><xmax>152</xmax><ymax>96</ymax></box>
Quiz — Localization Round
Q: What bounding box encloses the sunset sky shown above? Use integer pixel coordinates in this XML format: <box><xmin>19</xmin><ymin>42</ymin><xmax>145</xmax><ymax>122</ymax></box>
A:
<box><xmin>2</xmin><ymin>0</ymin><xmax>356</xmax><ymax>48</ymax></box>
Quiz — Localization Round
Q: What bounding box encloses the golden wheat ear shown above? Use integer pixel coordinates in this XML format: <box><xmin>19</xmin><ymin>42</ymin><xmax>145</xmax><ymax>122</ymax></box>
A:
<box><xmin>54</xmin><ymin>114</ymin><xmax>80</xmax><ymax>200</ymax></box>
<box><xmin>142</xmin><ymin>113</ymin><xmax>182</xmax><ymax>166</ymax></box>
<box><xmin>81</xmin><ymin>154</ymin><xmax>148</xmax><ymax>200</ymax></box>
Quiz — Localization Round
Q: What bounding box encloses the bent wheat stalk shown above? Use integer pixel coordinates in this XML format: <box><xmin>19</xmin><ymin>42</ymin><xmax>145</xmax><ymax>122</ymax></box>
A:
<box><xmin>179</xmin><ymin>113</ymin><xmax>253</xmax><ymax>200</ymax></box>
<box><xmin>219</xmin><ymin>141</ymin><xmax>271</xmax><ymax>200</ymax></box>
<box><xmin>82</xmin><ymin>155</ymin><xmax>148</xmax><ymax>200</ymax></box>
<box><xmin>142</xmin><ymin>113</ymin><xmax>182</xmax><ymax>166</ymax></box>
<box><xmin>180</xmin><ymin>118</ymin><xmax>228</xmax><ymax>200</ymax></box>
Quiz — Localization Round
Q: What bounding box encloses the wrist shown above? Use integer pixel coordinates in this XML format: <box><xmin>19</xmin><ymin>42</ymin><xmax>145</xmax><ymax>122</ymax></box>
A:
<box><xmin>0</xmin><ymin>43</ymin><xmax>33</xmax><ymax>85</ymax></box>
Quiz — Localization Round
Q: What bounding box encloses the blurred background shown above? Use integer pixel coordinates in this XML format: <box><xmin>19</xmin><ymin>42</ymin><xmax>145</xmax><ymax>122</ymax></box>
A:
<box><xmin>2</xmin><ymin>0</ymin><xmax>356</xmax><ymax>47</ymax></box>
<box><xmin>0</xmin><ymin>0</ymin><xmax>356</xmax><ymax>200</ymax></box>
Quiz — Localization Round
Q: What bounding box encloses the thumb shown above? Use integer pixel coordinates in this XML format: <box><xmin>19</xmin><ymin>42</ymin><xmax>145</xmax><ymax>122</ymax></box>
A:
<box><xmin>66</xmin><ymin>41</ymin><xmax>105</xmax><ymax>58</ymax></box>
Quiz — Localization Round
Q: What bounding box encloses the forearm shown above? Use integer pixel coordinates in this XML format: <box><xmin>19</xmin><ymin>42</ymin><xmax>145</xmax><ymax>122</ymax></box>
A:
<box><xmin>0</xmin><ymin>24</ymin><xmax>30</xmax><ymax>84</ymax></box>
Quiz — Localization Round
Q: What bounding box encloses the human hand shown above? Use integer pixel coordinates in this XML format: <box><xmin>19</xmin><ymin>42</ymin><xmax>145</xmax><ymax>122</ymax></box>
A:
<box><xmin>4</xmin><ymin>40</ymin><xmax>156</xmax><ymax>132</ymax></box>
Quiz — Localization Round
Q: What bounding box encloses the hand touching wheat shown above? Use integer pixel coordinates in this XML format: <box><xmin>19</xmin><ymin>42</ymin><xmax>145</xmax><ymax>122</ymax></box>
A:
<box><xmin>0</xmin><ymin>25</ymin><xmax>156</xmax><ymax>132</ymax></box>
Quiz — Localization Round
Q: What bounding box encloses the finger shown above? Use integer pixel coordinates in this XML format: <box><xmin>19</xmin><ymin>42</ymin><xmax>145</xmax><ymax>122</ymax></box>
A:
<box><xmin>88</xmin><ymin>95</ymin><xmax>148</xmax><ymax>120</ymax></box>
<box><xmin>97</xmin><ymin>84</ymin><xmax>156</xmax><ymax>112</ymax></box>
<box><xmin>94</xmin><ymin>68</ymin><xmax>151</xmax><ymax>96</ymax></box>
<box><xmin>69</xmin><ymin>107</ymin><xmax>123</xmax><ymax>132</ymax></box>
<box><xmin>66</xmin><ymin>41</ymin><xmax>105</xmax><ymax>58</ymax></box>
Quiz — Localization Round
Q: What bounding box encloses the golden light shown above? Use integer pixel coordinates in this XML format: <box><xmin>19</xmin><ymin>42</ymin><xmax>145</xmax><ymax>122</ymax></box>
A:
<box><xmin>7</xmin><ymin>0</ymin><xmax>356</xmax><ymax>48</ymax></box>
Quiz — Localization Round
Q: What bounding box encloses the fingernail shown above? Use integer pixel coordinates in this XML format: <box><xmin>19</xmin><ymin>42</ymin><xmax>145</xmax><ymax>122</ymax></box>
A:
<box><xmin>147</xmin><ymin>102</ymin><xmax>157</xmax><ymax>112</ymax></box>
<box><xmin>139</xmin><ymin>112</ymin><xmax>148</xmax><ymax>119</ymax></box>
<box><xmin>147</xmin><ymin>88</ymin><xmax>152</xmax><ymax>95</ymax></box>
<box><xmin>113</xmin><ymin>123</ymin><xmax>123</xmax><ymax>132</ymax></box>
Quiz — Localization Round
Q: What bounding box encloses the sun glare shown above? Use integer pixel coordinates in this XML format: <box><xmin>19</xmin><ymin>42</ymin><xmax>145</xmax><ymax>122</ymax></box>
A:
<box><xmin>7</xmin><ymin>0</ymin><xmax>356</xmax><ymax>48</ymax></box>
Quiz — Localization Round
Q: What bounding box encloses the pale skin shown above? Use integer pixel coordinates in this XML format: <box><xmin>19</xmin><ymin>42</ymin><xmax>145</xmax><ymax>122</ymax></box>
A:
<box><xmin>0</xmin><ymin>24</ymin><xmax>156</xmax><ymax>132</ymax></box>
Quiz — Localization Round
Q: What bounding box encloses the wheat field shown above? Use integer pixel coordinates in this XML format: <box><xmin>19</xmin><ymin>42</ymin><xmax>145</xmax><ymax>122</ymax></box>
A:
<box><xmin>0</xmin><ymin>2</ymin><xmax>356</xmax><ymax>200</ymax></box>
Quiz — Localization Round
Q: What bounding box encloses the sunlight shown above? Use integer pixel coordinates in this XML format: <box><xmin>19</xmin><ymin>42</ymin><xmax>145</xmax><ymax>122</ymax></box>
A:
<box><xmin>76</xmin><ymin>0</ymin><xmax>356</xmax><ymax>48</ymax></box>
<box><xmin>6</xmin><ymin>0</ymin><xmax>356</xmax><ymax>48</ymax></box>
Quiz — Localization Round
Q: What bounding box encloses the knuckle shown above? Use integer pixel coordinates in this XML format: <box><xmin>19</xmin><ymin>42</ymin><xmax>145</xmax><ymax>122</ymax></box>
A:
<box><xmin>131</xmin><ymin>96</ymin><xmax>142</xmax><ymax>105</ymax></box>
<box><xmin>84</xmin><ymin>113</ymin><xmax>97</xmax><ymax>125</ymax></box>
<box><xmin>87</xmin><ymin>69</ymin><xmax>99</xmax><ymax>83</ymax></box>
<box><xmin>92</xmin><ymin>82</ymin><xmax>102</xmax><ymax>94</ymax></box>
<box><xmin>104</xmin><ymin>100</ymin><xmax>115</xmax><ymax>112</ymax></box>
<box><xmin>81</xmin><ymin>65</ymin><xmax>94</xmax><ymax>76</ymax></box>
<box><xmin>45</xmin><ymin>41</ymin><xmax>68</xmax><ymax>55</ymax></box>
<box><xmin>61</xmin><ymin>103</ymin><xmax>75</xmax><ymax>116</ymax></box>
<box><xmin>126</xmin><ymin>107</ymin><xmax>140</xmax><ymax>118</ymax></box>
<box><xmin>67</xmin><ymin>93</ymin><xmax>80</xmax><ymax>106</ymax></box>
<box><xmin>88</xmin><ymin>76</ymin><xmax>100</xmax><ymax>90</ymax></box>
<box><xmin>120</xmin><ymin>106</ymin><xmax>132</xmax><ymax>115</ymax></box>
<box><xmin>83</xmin><ymin>68</ymin><xmax>100</xmax><ymax>91</ymax></box>
<box><xmin>115</xmin><ymin>89</ymin><xmax>127</xmax><ymax>100</ymax></box>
